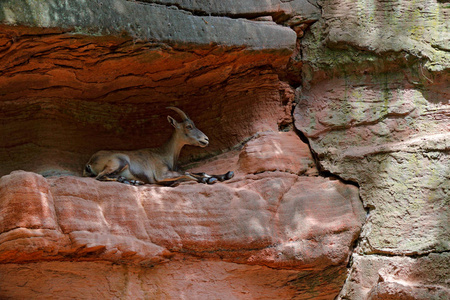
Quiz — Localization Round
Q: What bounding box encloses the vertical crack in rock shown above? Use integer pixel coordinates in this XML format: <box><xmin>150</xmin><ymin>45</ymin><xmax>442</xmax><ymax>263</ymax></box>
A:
<box><xmin>294</xmin><ymin>1</ymin><xmax>450</xmax><ymax>299</ymax></box>
<box><xmin>5</xmin><ymin>0</ymin><xmax>447</xmax><ymax>299</ymax></box>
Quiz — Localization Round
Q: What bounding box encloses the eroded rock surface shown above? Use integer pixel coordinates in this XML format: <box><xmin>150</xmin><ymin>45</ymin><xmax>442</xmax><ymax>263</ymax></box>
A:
<box><xmin>1</xmin><ymin>0</ymin><xmax>448</xmax><ymax>298</ymax></box>
<box><xmin>0</xmin><ymin>25</ymin><xmax>296</xmax><ymax>177</ymax></box>
<box><xmin>138</xmin><ymin>0</ymin><xmax>321</xmax><ymax>20</ymax></box>
<box><xmin>0</xmin><ymin>170</ymin><xmax>365</xmax><ymax>298</ymax></box>
<box><xmin>0</xmin><ymin>0</ymin><xmax>298</xmax><ymax>50</ymax></box>
<box><xmin>187</xmin><ymin>131</ymin><xmax>319</xmax><ymax>177</ymax></box>
<box><xmin>341</xmin><ymin>253</ymin><xmax>450</xmax><ymax>300</ymax></box>
<box><xmin>294</xmin><ymin>0</ymin><xmax>449</xmax><ymax>299</ymax></box>
<box><xmin>0</xmin><ymin>0</ymin><xmax>309</xmax><ymax>178</ymax></box>
<box><xmin>0</xmin><ymin>260</ymin><xmax>302</xmax><ymax>299</ymax></box>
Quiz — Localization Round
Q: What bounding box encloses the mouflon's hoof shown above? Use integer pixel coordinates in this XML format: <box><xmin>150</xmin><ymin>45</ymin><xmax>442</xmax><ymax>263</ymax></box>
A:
<box><xmin>216</xmin><ymin>171</ymin><xmax>234</xmax><ymax>181</ymax></box>
<box><xmin>117</xmin><ymin>176</ymin><xmax>130</xmax><ymax>184</ymax></box>
<box><xmin>130</xmin><ymin>179</ymin><xmax>145</xmax><ymax>186</ymax></box>
<box><xmin>206</xmin><ymin>177</ymin><xmax>218</xmax><ymax>184</ymax></box>
<box><xmin>224</xmin><ymin>171</ymin><xmax>234</xmax><ymax>180</ymax></box>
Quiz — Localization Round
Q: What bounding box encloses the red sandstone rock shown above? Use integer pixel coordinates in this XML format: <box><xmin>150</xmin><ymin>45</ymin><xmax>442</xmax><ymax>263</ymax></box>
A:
<box><xmin>0</xmin><ymin>170</ymin><xmax>364</xmax><ymax>297</ymax></box>
<box><xmin>187</xmin><ymin>131</ymin><xmax>319</xmax><ymax>177</ymax></box>
<box><xmin>185</xmin><ymin>149</ymin><xmax>241</xmax><ymax>176</ymax></box>
<box><xmin>238</xmin><ymin>131</ymin><xmax>317</xmax><ymax>176</ymax></box>
<box><xmin>0</xmin><ymin>26</ymin><xmax>296</xmax><ymax>178</ymax></box>
<box><xmin>0</xmin><ymin>171</ymin><xmax>57</xmax><ymax>232</ymax></box>
<box><xmin>0</xmin><ymin>260</ymin><xmax>303</xmax><ymax>299</ymax></box>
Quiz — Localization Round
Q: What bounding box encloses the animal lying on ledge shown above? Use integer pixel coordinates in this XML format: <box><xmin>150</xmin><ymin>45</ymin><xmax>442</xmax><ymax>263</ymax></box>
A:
<box><xmin>83</xmin><ymin>107</ymin><xmax>234</xmax><ymax>186</ymax></box>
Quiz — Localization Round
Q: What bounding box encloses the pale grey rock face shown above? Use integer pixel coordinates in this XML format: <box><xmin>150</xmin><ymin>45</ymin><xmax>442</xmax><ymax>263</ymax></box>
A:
<box><xmin>0</xmin><ymin>0</ymin><xmax>297</xmax><ymax>50</ymax></box>
<box><xmin>0</xmin><ymin>0</ymin><xmax>448</xmax><ymax>298</ymax></box>
<box><xmin>339</xmin><ymin>253</ymin><xmax>450</xmax><ymax>300</ymax></box>
<box><xmin>137</xmin><ymin>0</ymin><xmax>321</xmax><ymax>20</ymax></box>
<box><xmin>296</xmin><ymin>0</ymin><xmax>449</xmax><ymax>255</ymax></box>
<box><xmin>319</xmin><ymin>0</ymin><xmax>450</xmax><ymax>72</ymax></box>
<box><xmin>294</xmin><ymin>0</ymin><xmax>449</xmax><ymax>299</ymax></box>
<box><xmin>295</xmin><ymin>73</ymin><xmax>449</xmax><ymax>255</ymax></box>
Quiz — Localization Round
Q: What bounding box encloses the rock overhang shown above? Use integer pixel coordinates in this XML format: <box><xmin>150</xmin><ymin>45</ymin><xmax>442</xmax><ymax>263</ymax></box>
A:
<box><xmin>0</xmin><ymin>0</ymin><xmax>300</xmax><ymax>177</ymax></box>
<box><xmin>0</xmin><ymin>1</ymin><xmax>373</xmax><ymax>298</ymax></box>
<box><xmin>0</xmin><ymin>0</ymin><xmax>298</xmax><ymax>51</ymax></box>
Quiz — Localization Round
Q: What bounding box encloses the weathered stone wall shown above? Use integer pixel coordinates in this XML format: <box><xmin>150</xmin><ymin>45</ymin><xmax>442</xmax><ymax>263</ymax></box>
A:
<box><xmin>0</xmin><ymin>0</ymin><xmax>303</xmax><ymax>177</ymax></box>
<box><xmin>0</xmin><ymin>0</ymin><xmax>448</xmax><ymax>299</ymax></box>
<box><xmin>0</xmin><ymin>0</ymin><xmax>361</xmax><ymax>299</ymax></box>
<box><xmin>294</xmin><ymin>0</ymin><xmax>449</xmax><ymax>299</ymax></box>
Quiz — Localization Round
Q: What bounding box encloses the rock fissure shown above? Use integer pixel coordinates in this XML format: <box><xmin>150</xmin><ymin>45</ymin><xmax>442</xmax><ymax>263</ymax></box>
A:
<box><xmin>360</xmin><ymin>249</ymin><xmax>450</xmax><ymax>260</ymax></box>
<box><xmin>1</xmin><ymin>0</ymin><xmax>448</xmax><ymax>298</ymax></box>
<box><xmin>133</xmin><ymin>0</ymin><xmax>267</xmax><ymax>20</ymax></box>
<box><xmin>295</xmin><ymin>1</ymin><xmax>449</xmax><ymax>299</ymax></box>
<box><xmin>133</xmin><ymin>0</ymin><xmax>319</xmax><ymax>28</ymax></box>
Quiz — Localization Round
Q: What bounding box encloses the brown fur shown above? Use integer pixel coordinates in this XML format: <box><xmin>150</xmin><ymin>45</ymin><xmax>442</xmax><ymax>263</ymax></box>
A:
<box><xmin>83</xmin><ymin>107</ymin><xmax>232</xmax><ymax>186</ymax></box>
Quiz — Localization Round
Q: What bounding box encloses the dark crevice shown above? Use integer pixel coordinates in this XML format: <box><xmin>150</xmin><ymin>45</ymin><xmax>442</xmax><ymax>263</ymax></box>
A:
<box><xmin>132</xmin><ymin>0</ymin><xmax>280</xmax><ymax>20</ymax></box>
<box><xmin>291</xmin><ymin>104</ymin><xmax>369</xmax><ymax>291</ymax></box>
<box><xmin>363</xmin><ymin>249</ymin><xmax>450</xmax><ymax>259</ymax></box>
<box><xmin>292</xmin><ymin>124</ymin><xmax>310</xmax><ymax>145</ymax></box>
<box><xmin>130</xmin><ymin>0</ymin><xmax>319</xmax><ymax>30</ymax></box>
<box><xmin>317</xmin><ymin>169</ymin><xmax>361</xmax><ymax>188</ymax></box>
<box><xmin>292</xmin><ymin>122</ymin><xmax>361</xmax><ymax>188</ymax></box>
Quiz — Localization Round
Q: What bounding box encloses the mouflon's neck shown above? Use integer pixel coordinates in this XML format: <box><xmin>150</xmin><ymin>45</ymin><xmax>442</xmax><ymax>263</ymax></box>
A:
<box><xmin>161</xmin><ymin>131</ymin><xmax>186</xmax><ymax>170</ymax></box>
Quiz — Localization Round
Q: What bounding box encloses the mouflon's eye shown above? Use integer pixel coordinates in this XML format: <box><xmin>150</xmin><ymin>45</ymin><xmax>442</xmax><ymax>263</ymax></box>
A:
<box><xmin>186</xmin><ymin>124</ymin><xmax>193</xmax><ymax>130</ymax></box>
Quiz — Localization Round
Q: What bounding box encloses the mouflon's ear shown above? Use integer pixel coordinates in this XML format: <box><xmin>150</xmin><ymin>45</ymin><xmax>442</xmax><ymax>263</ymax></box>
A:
<box><xmin>167</xmin><ymin>115</ymin><xmax>179</xmax><ymax>128</ymax></box>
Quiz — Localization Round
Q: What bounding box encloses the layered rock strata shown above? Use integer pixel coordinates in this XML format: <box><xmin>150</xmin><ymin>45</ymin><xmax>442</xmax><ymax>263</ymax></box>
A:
<box><xmin>1</xmin><ymin>0</ymin><xmax>448</xmax><ymax>299</ymax></box>
<box><xmin>0</xmin><ymin>168</ymin><xmax>365</xmax><ymax>298</ymax></box>
<box><xmin>0</xmin><ymin>0</ymin><xmax>307</xmax><ymax>177</ymax></box>
<box><xmin>294</xmin><ymin>0</ymin><xmax>450</xmax><ymax>299</ymax></box>
<box><xmin>0</xmin><ymin>1</ymin><xmax>365</xmax><ymax>298</ymax></box>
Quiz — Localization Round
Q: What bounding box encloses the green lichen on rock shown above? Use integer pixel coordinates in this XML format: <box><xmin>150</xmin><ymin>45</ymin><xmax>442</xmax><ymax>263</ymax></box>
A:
<box><xmin>355</xmin><ymin>151</ymin><xmax>449</xmax><ymax>254</ymax></box>
<box><xmin>295</xmin><ymin>0</ymin><xmax>450</xmax><ymax>261</ymax></box>
<box><xmin>302</xmin><ymin>0</ymin><xmax>450</xmax><ymax>79</ymax></box>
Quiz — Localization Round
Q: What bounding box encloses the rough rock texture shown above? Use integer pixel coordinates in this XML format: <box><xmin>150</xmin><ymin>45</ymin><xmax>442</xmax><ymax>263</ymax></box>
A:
<box><xmin>0</xmin><ymin>170</ymin><xmax>365</xmax><ymax>298</ymax></box>
<box><xmin>0</xmin><ymin>0</ymin><xmax>301</xmax><ymax>178</ymax></box>
<box><xmin>138</xmin><ymin>0</ymin><xmax>321</xmax><ymax>24</ymax></box>
<box><xmin>1</xmin><ymin>0</ymin><xmax>448</xmax><ymax>299</ymax></box>
<box><xmin>0</xmin><ymin>260</ymin><xmax>302</xmax><ymax>299</ymax></box>
<box><xmin>294</xmin><ymin>0</ymin><xmax>450</xmax><ymax>299</ymax></box>
<box><xmin>0</xmin><ymin>27</ymin><xmax>295</xmax><ymax>177</ymax></box>
<box><xmin>237</xmin><ymin>131</ymin><xmax>318</xmax><ymax>176</ymax></box>
<box><xmin>0</xmin><ymin>1</ymin><xmax>351</xmax><ymax>297</ymax></box>
<box><xmin>188</xmin><ymin>131</ymin><xmax>319</xmax><ymax>177</ymax></box>
<box><xmin>341</xmin><ymin>253</ymin><xmax>450</xmax><ymax>300</ymax></box>
<box><xmin>0</xmin><ymin>0</ymin><xmax>298</xmax><ymax>50</ymax></box>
